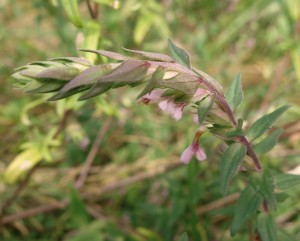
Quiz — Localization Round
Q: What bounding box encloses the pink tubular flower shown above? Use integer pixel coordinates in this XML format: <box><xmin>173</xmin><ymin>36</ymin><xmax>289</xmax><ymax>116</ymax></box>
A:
<box><xmin>140</xmin><ymin>89</ymin><xmax>165</xmax><ymax>104</ymax></box>
<box><xmin>180</xmin><ymin>142</ymin><xmax>206</xmax><ymax>164</ymax></box>
<box><xmin>180</xmin><ymin>130</ymin><xmax>206</xmax><ymax>164</ymax></box>
<box><xmin>140</xmin><ymin>89</ymin><xmax>186</xmax><ymax>121</ymax></box>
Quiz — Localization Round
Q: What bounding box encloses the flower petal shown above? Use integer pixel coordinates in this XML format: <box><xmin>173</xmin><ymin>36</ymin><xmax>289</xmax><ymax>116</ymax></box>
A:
<box><xmin>180</xmin><ymin>145</ymin><xmax>194</xmax><ymax>164</ymax></box>
<box><xmin>158</xmin><ymin>99</ymin><xmax>169</xmax><ymax>111</ymax></box>
<box><xmin>195</xmin><ymin>146</ymin><xmax>206</xmax><ymax>161</ymax></box>
<box><xmin>172</xmin><ymin>104</ymin><xmax>184</xmax><ymax>121</ymax></box>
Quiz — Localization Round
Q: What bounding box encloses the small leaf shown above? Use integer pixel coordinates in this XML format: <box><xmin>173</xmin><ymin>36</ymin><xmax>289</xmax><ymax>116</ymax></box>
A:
<box><xmin>230</xmin><ymin>185</ymin><xmax>263</xmax><ymax>236</ymax></box>
<box><xmin>48</xmin><ymin>86</ymin><xmax>89</xmax><ymax>101</ymax></box>
<box><xmin>49</xmin><ymin>57</ymin><xmax>92</xmax><ymax>66</ymax></box>
<box><xmin>225</xmin><ymin>119</ymin><xmax>246</xmax><ymax>137</ymax></box>
<box><xmin>78</xmin><ymin>83</ymin><xmax>113</xmax><ymax>100</ymax></box>
<box><xmin>158</xmin><ymin>73</ymin><xmax>199</xmax><ymax>96</ymax></box>
<box><xmin>61</xmin><ymin>64</ymin><xmax>113</xmax><ymax>92</ymax></box>
<box><xmin>274</xmin><ymin>174</ymin><xmax>300</xmax><ymax>190</ymax></box>
<box><xmin>168</xmin><ymin>38</ymin><xmax>191</xmax><ymax>68</ymax></box>
<box><xmin>254</xmin><ymin>129</ymin><xmax>283</xmax><ymax>155</ymax></box>
<box><xmin>36</xmin><ymin>66</ymin><xmax>80</xmax><ymax>81</ymax></box>
<box><xmin>79</xmin><ymin>61</ymin><xmax>149</xmax><ymax>100</ymax></box>
<box><xmin>197</xmin><ymin>95</ymin><xmax>215</xmax><ymax>125</ymax></box>
<box><xmin>27</xmin><ymin>81</ymin><xmax>64</xmax><ymax>94</ymax></box>
<box><xmin>248</xmin><ymin>105</ymin><xmax>290</xmax><ymax>142</ymax></box>
<box><xmin>257</xmin><ymin>213</ymin><xmax>278</xmax><ymax>241</ymax></box>
<box><xmin>68</xmin><ymin>184</ymin><xmax>90</xmax><ymax>227</ymax></box>
<box><xmin>123</xmin><ymin>48</ymin><xmax>175</xmax><ymax>62</ymax></box>
<box><xmin>80</xmin><ymin>49</ymin><xmax>129</xmax><ymax>61</ymax></box>
<box><xmin>220</xmin><ymin>143</ymin><xmax>246</xmax><ymax>195</ymax></box>
<box><xmin>95</xmin><ymin>60</ymin><xmax>149</xmax><ymax>84</ymax></box>
<box><xmin>136</xmin><ymin>66</ymin><xmax>165</xmax><ymax>99</ymax></box>
<box><xmin>179</xmin><ymin>232</ymin><xmax>188</xmax><ymax>241</ymax></box>
<box><xmin>257</xmin><ymin>171</ymin><xmax>277</xmax><ymax>210</ymax></box>
<box><xmin>61</xmin><ymin>0</ymin><xmax>83</xmax><ymax>28</ymax></box>
<box><xmin>226</xmin><ymin>73</ymin><xmax>243</xmax><ymax>110</ymax></box>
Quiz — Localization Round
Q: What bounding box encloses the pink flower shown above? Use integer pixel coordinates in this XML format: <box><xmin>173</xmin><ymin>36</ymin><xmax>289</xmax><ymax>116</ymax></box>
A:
<box><xmin>140</xmin><ymin>89</ymin><xmax>185</xmax><ymax>121</ymax></box>
<box><xmin>180</xmin><ymin>142</ymin><xmax>206</xmax><ymax>164</ymax></box>
<box><xmin>158</xmin><ymin>100</ymin><xmax>185</xmax><ymax>121</ymax></box>
<box><xmin>140</xmin><ymin>89</ymin><xmax>165</xmax><ymax>104</ymax></box>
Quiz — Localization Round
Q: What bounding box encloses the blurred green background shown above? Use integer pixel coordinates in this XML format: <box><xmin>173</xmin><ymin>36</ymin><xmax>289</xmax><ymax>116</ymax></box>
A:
<box><xmin>0</xmin><ymin>0</ymin><xmax>300</xmax><ymax>240</ymax></box>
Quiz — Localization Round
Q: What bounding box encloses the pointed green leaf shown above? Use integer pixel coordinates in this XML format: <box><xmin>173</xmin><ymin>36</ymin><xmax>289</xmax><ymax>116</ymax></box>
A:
<box><xmin>179</xmin><ymin>232</ymin><xmax>188</xmax><ymax>241</ymax></box>
<box><xmin>68</xmin><ymin>184</ymin><xmax>89</xmax><ymax>227</ymax></box>
<box><xmin>254</xmin><ymin>129</ymin><xmax>283</xmax><ymax>155</ymax></box>
<box><xmin>220</xmin><ymin>143</ymin><xmax>246</xmax><ymax>195</ymax></box>
<box><xmin>257</xmin><ymin>171</ymin><xmax>277</xmax><ymax>210</ymax></box>
<box><xmin>230</xmin><ymin>185</ymin><xmax>263</xmax><ymax>236</ymax></box>
<box><xmin>78</xmin><ymin>83</ymin><xmax>113</xmax><ymax>100</ymax></box>
<box><xmin>226</xmin><ymin>73</ymin><xmax>243</xmax><ymax>110</ymax></box>
<box><xmin>80</xmin><ymin>49</ymin><xmax>129</xmax><ymax>61</ymax></box>
<box><xmin>248</xmin><ymin>105</ymin><xmax>290</xmax><ymax>142</ymax></box>
<box><xmin>49</xmin><ymin>57</ymin><xmax>92</xmax><ymax>66</ymax></box>
<box><xmin>158</xmin><ymin>73</ymin><xmax>199</xmax><ymax>95</ymax></box>
<box><xmin>136</xmin><ymin>66</ymin><xmax>165</xmax><ymax>99</ymax></box>
<box><xmin>197</xmin><ymin>95</ymin><xmax>215</xmax><ymax>125</ymax></box>
<box><xmin>123</xmin><ymin>48</ymin><xmax>175</xmax><ymax>62</ymax></box>
<box><xmin>36</xmin><ymin>66</ymin><xmax>80</xmax><ymax>81</ymax></box>
<box><xmin>97</xmin><ymin>60</ymin><xmax>149</xmax><ymax>83</ymax></box>
<box><xmin>168</xmin><ymin>38</ymin><xmax>191</xmax><ymax>68</ymax></box>
<box><xmin>225</xmin><ymin>119</ymin><xmax>246</xmax><ymax>138</ymax></box>
<box><xmin>257</xmin><ymin>213</ymin><xmax>278</xmax><ymax>241</ymax></box>
<box><xmin>61</xmin><ymin>0</ymin><xmax>83</xmax><ymax>28</ymax></box>
<box><xmin>27</xmin><ymin>81</ymin><xmax>64</xmax><ymax>94</ymax></box>
<box><xmin>274</xmin><ymin>174</ymin><xmax>300</xmax><ymax>190</ymax></box>
<box><xmin>48</xmin><ymin>86</ymin><xmax>89</xmax><ymax>101</ymax></box>
<box><xmin>61</xmin><ymin>64</ymin><xmax>113</xmax><ymax>92</ymax></box>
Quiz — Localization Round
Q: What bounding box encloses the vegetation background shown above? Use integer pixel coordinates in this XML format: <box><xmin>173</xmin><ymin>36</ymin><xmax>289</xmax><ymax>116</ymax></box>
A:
<box><xmin>0</xmin><ymin>0</ymin><xmax>299</xmax><ymax>240</ymax></box>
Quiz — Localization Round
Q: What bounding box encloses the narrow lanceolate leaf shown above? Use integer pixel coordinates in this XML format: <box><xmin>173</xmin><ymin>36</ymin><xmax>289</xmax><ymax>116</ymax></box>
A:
<box><xmin>254</xmin><ymin>128</ymin><xmax>283</xmax><ymax>155</ymax></box>
<box><xmin>220</xmin><ymin>143</ymin><xmax>246</xmax><ymax>195</ymax></box>
<box><xmin>158</xmin><ymin>74</ymin><xmax>199</xmax><ymax>95</ymax></box>
<box><xmin>123</xmin><ymin>48</ymin><xmax>175</xmax><ymax>62</ymax></box>
<box><xmin>168</xmin><ymin>38</ymin><xmax>191</xmax><ymax>68</ymax></box>
<box><xmin>48</xmin><ymin>86</ymin><xmax>89</xmax><ymax>101</ymax></box>
<box><xmin>78</xmin><ymin>61</ymin><xmax>149</xmax><ymax>100</ymax></box>
<box><xmin>28</xmin><ymin>81</ymin><xmax>64</xmax><ymax>94</ymax></box>
<box><xmin>61</xmin><ymin>0</ymin><xmax>83</xmax><ymax>28</ymax></box>
<box><xmin>230</xmin><ymin>185</ymin><xmax>263</xmax><ymax>236</ymax></box>
<box><xmin>36</xmin><ymin>66</ymin><xmax>80</xmax><ymax>81</ymax></box>
<box><xmin>257</xmin><ymin>213</ymin><xmax>278</xmax><ymax>241</ymax></box>
<box><xmin>95</xmin><ymin>60</ymin><xmax>149</xmax><ymax>83</ymax></box>
<box><xmin>197</xmin><ymin>95</ymin><xmax>215</xmax><ymax>125</ymax></box>
<box><xmin>78</xmin><ymin>83</ymin><xmax>114</xmax><ymax>100</ymax></box>
<box><xmin>80</xmin><ymin>49</ymin><xmax>129</xmax><ymax>61</ymax></box>
<box><xmin>136</xmin><ymin>66</ymin><xmax>165</xmax><ymax>99</ymax></box>
<box><xmin>274</xmin><ymin>174</ymin><xmax>300</xmax><ymax>190</ymax></box>
<box><xmin>68</xmin><ymin>184</ymin><xmax>90</xmax><ymax>226</ymax></box>
<box><xmin>257</xmin><ymin>171</ymin><xmax>277</xmax><ymax>210</ymax></box>
<box><xmin>61</xmin><ymin>64</ymin><xmax>113</xmax><ymax>92</ymax></box>
<box><xmin>248</xmin><ymin>105</ymin><xmax>290</xmax><ymax>142</ymax></box>
<box><xmin>49</xmin><ymin>57</ymin><xmax>92</xmax><ymax>66</ymax></box>
<box><xmin>226</xmin><ymin>73</ymin><xmax>243</xmax><ymax>110</ymax></box>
